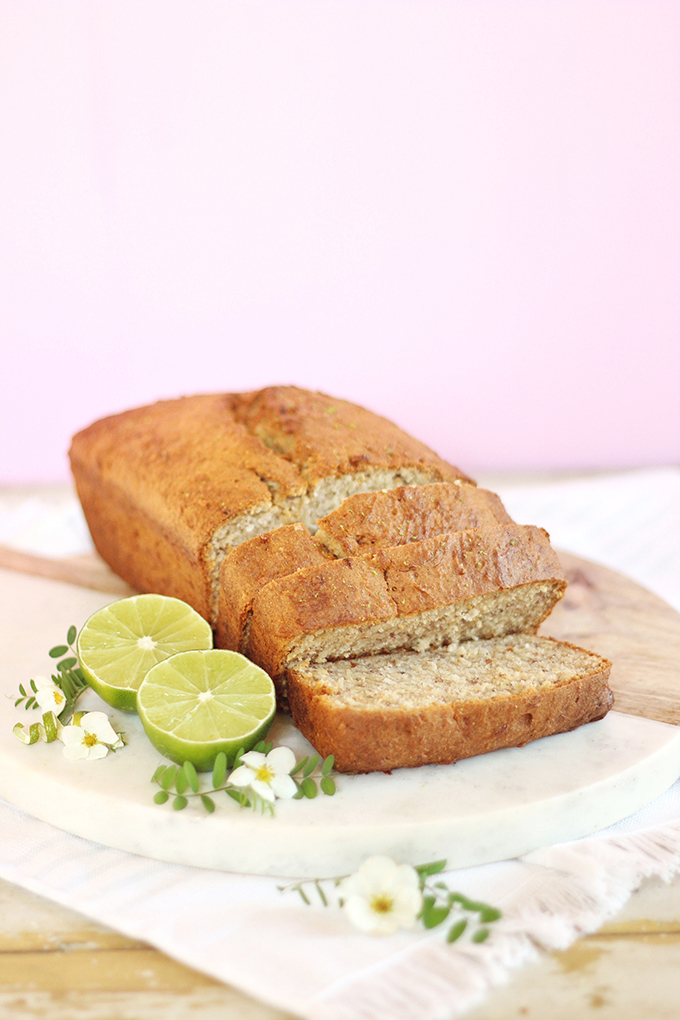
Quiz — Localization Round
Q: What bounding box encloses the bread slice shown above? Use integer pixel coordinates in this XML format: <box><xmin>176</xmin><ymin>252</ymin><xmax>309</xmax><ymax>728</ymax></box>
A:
<box><xmin>286</xmin><ymin>635</ymin><xmax>613</xmax><ymax>773</ymax></box>
<box><xmin>315</xmin><ymin>481</ymin><xmax>512</xmax><ymax>556</ymax></box>
<box><xmin>69</xmin><ymin>388</ymin><xmax>470</xmax><ymax>623</ymax></box>
<box><xmin>245</xmin><ymin>524</ymin><xmax>567</xmax><ymax>692</ymax></box>
<box><xmin>215</xmin><ymin>481</ymin><xmax>514</xmax><ymax>655</ymax></box>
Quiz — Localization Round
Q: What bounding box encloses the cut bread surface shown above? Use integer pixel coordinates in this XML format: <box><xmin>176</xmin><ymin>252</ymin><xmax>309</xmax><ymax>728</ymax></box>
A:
<box><xmin>286</xmin><ymin>636</ymin><xmax>613</xmax><ymax>773</ymax></box>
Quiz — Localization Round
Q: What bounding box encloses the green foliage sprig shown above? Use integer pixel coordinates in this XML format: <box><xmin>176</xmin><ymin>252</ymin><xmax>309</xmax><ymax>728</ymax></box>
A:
<box><xmin>13</xmin><ymin>624</ymin><xmax>88</xmax><ymax>721</ymax></box>
<box><xmin>281</xmin><ymin>858</ymin><xmax>502</xmax><ymax>944</ymax></box>
<box><xmin>151</xmin><ymin>742</ymin><xmax>337</xmax><ymax>816</ymax></box>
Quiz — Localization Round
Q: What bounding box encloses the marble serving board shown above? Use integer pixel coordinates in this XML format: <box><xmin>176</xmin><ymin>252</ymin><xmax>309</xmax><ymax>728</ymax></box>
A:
<box><xmin>1</xmin><ymin>556</ymin><xmax>680</xmax><ymax>878</ymax></box>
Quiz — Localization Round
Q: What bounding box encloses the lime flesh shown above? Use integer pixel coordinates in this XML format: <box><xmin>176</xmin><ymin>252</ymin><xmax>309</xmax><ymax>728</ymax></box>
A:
<box><xmin>77</xmin><ymin>595</ymin><xmax>213</xmax><ymax>712</ymax></box>
<box><xmin>137</xmin><ymin>649</ymin><xmax>276</xmax><ymax>771</ymax></box>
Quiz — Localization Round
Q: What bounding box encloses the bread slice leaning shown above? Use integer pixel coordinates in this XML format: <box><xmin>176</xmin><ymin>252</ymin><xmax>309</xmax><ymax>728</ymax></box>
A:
<box><xmin>244</xmin><ymin>524</ymin><xmax>567</xmax><ymax>691</ymax></box>
<box><xmin>286</xmin><ymin>635</ymin><xmax>613</xmax><ymax>773</ymax></box>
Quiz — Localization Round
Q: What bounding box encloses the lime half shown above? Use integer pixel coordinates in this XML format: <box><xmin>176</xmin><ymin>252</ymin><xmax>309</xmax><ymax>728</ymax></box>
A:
<box><xmin>77</xmin><ymin>595</ymin><xmax>213</xmax><ymax>712</ymax></box>
<box><xmin>137</xmin><ymin>649</ymin><xmax>276</xmax><ymax>771</ymax></box>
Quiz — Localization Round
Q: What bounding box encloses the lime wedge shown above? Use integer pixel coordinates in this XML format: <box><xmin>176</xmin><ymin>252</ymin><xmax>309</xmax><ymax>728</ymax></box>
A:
<box><xmin>77</xmin><ymin>595</ymin><xmax>213</xmax><ymax>712</ymax></box>
<box><xmin>137</xmin><ymin>649</ymin><xmax>276</xmax><ymax>771</ymax></box>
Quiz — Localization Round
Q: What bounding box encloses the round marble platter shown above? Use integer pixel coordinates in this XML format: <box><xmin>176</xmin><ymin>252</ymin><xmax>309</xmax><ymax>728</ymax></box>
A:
<box><xmin>1</xmin><ymin>556</ymin><xmax>680</xmax><ymax>878</ymax></box>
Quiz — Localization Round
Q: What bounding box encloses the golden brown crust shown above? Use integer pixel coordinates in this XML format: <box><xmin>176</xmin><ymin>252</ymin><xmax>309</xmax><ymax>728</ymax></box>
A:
<box><xmin>286</xmin><ymin>638</ymin><xmax>613</xmax><ymax>773</ymax></box>
<box><xmin>247</xmin><ymin>557</ymin><xmax>395</xmax><ymax>675</ymax></box>
<box><xmin>228</xmin><ymin>386</ymin><xmax>472</xmax><ymax>485</ymax></box>
<box><xmin>315</xmin><ymin>482</ymin><xmax>512</xmax><ymax>556</ymax></box>
<box><xmin>245</xmin><ymin>524</ymin><xmax>566</xmax><ymax>677</ymax></box>
<box><xmin>371</xmin><ymin>524</ymin><xmax>565</xmax><ymax>614</ymax></box>
<box><xmin>215</xmin><ymin>524</ymin><xmax>329</xmax><ymax>652</ymax></box>
<box><xmin>70</xmin><ymin>389</ymin><xmax>471</xmax><ymax>622</ymax></box>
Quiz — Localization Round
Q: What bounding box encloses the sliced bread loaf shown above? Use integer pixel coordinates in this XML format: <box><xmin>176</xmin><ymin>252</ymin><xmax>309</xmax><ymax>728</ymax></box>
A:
<box><xmin>244</xmin><ymin>524</ymin><xmax>566</xmax><ymax>692</ymax></box>
<box><xmin>286</xmin><ymin>635</ymin><xmax>613</xmax><ymax>772</ymax></box>
<box><xmin>215</xmin><ymin>481</ymin><xmax>516</xmax><ymax>655</ymax></box>
<box><xmin>69</xmin><ymin>387</ymin><xmax>470</xmax><ymax>623</ymax></box>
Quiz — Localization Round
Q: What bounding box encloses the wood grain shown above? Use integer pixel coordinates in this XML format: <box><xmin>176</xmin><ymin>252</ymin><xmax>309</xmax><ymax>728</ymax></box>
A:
<box><xmin>0</xmin><ymin>545</ymin><xmax>134</xmax><ymax>597</ymax></box>
<box><xmin>542</xmin><ymin>552</ymin><xmax>680</xmax><ymax>725</ymax></box>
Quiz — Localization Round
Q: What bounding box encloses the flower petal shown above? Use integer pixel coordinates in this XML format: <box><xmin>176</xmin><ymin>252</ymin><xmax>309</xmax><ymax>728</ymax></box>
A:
<box><xmin>265</xmin><ymin>746</ymin><xmax>296</xmax><ymax>774</ymax></box>
<box><xmin>228</xmin><ymin>764</ymin><xmax>255</xmax><ymax>788</ymax></box>
<box><xmin>80</xmin><ymin>712</ymin><xmax>119</xmax><ymax>744</ymax></box>
<box><xmin>62</xmin><ymin>742</ymin><xmax>90</xmax><ymax>760</ymax></box>
<box><xmin>250</xmin><ymin>779</ymin><xmax>275</xmax><ymax>803</ymax></box>
<box><xmin>239</xmin><ymin>751</ymin><xmax>266</xmax><ymax>769</ymax></box>
<box><xmin>270</xmin><ymin>774</ymin><xmax>297</xmax><ymax>799</ymax></box>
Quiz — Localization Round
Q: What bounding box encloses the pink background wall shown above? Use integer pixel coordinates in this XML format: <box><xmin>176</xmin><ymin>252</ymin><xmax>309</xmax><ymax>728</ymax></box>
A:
<box><xmin>1</xmin><ymin>1</ymin><xmax>678</xmax><ymax>483</ymax></box>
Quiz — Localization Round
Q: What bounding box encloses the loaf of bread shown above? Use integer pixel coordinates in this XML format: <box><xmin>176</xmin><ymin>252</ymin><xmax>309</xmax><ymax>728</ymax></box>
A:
<box><xmin>69</xmin><ymin>387</ymin><xmax>470</xmax><ymax>624</ymax></box>
<box><xmin>225</xmin><ymin>523</ymin><xmax>566</xmax><ymax>698</ymax></box>
<box><xmin>286</xmin><ymin>635</ymin><xmax>613</xmax><ymax>772</ymax></box>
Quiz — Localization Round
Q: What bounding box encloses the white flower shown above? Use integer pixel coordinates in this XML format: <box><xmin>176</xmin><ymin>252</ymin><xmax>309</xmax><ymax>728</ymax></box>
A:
<box><xmin>229</xmin><ymin>746</ymin><xmax>297</xmax><ymax>803</ymax></box>
<box><xmin>33</xmin><ymin>675</ymin><xmax>68</xmax><ymax>716</ymax></box>
<box><xmin>339</xmin><ymin>856</ymin><xmax>422</xmax><ymax>935</ymax></box>
<box><xmin>59</xmin><ymin>711</ymin><xmax>122</xmax><ymax>761</ymax></box>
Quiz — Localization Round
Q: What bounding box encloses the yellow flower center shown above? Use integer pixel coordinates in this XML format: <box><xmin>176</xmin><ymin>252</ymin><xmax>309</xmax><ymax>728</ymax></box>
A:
<box><xmin>255</xmin><ymin>764</ymin><xmax>274</xmax><ymax>784</ymax></box>
<box><xmin>370</xmin><ymin>894</ymin><xmax>394</xmax><ymax>915</ymax></box>
<box><xmin>83</xmin><ymin>732</ymin><xmax>99</xmax><ymax>748</ymax></box>
<box><xmin>54</xmin><ymin>690</ymin><xmax>65</xmax><ymax>705</ymax></box>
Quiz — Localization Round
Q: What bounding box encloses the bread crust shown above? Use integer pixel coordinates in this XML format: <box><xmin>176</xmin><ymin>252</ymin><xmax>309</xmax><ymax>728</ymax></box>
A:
<box><xmin>315</xmin><ymin>482</ymin><xmax>512</xmax><ymax>556</ymax></box>
<box><xmin>286</xmin><ymin>637</ymin><xmax>613</xmax><ymax>773</ymax></box>
<box><xmin>228</xmin><ymin>386</ymin><xmax>472</xmax><ymax>485</ymax></box>
<box><xmin>70</xmin><ymin>388</ymin><xmax>470</xmax><ymax>622</ymax></box>
<box><xmin>216</xmin><ymin>524</ymin><xmax>329</xmax><ymax>652</ymax></box>
<box><xmin>246</xmin><ymin>524</ymin><xmax>567</xmax><ymax>678</ymax></box>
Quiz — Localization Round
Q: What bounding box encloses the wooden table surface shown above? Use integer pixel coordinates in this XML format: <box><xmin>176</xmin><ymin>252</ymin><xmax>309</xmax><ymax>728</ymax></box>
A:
<box><xmin>1</xmin><ymin>482</ymin><xmax>680</xmax><ymax>1020</ymax></box>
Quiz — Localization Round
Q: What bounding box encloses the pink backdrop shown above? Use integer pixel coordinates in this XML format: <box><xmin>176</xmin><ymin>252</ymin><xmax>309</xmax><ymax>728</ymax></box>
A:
<box><xmin>1</xmin><ymin>1</ymin><xmax>678</xmax><ymax>483</ymax></box>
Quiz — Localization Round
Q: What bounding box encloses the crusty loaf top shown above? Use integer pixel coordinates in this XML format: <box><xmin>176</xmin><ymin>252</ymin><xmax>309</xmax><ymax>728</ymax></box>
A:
<box><xmin>69</xmin><ymin>394</ymin><xmax>305</xmax><ymax>551</ymax></box>
<box><xmin>228</xmin><ymin>386</ymin><xmax>471</xmax><ymax>485</ymax></box>
<box><xmin>315</xmin><ymin>482</ymin><xmax>512</xmax><ymax>556</ymax></box>
<box><xmin>70</xmin><ymin>388</ymin><xmax>470</xmax><ymax>552</ymax></box>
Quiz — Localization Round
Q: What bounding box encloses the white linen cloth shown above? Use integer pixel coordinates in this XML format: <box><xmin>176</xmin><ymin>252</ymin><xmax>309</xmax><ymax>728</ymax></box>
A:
<box><xmin>0</xmin><ymin>467</ymin><xmax>679</xmax><ymax>1020</ymax></box>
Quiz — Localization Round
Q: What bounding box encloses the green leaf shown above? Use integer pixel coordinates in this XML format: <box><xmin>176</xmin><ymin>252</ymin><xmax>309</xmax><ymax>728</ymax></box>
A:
<box><xmin>18</xmin><ymin>684</ymin><xmax>27</xmax><ymax>697</ymax></box>
<box><xmin>175</xmin><ymin>766</ymin><xmax>188</xmax><ymax>795</ymax></box>
<box><xmin>57</xmin><ymin>657</ymin><xmax>78</xmax><ymax>672</ymax></box>
<box><xmin>478</xmin><ymin>906</ymin><xmax>502</xmax><ymax>924</ymax></box>
<box><xmin>159</xmin><ymin>766</ymin><xmax>177</xmax><ymax>790</ymax></box>
<box><xmin>232</xmin><ymin>747</ymin><xmax>246</xmax><ymax>771</ymax></box>
<box><xmin>226</xmin><ymin>788</ymin><xmax>250</xmax><ymax>808</ymax></box>
<box><xmin>301</xmin><ymin>777</ymin><xmax>317</xmax><ymax>799</ymax></box>
<box><xmin>293</xmin><ymin>784</ymin><xmax>305</xmax><ymax>799</ymax></box>
<box><xmin>314</xmin><ymin>880</ymin><xmax>328</xmax><ymax>906</ymax></box>
<box><xmin>67</xmin><ymin>625</ymin><xmax>77</xmax><ymax>645</ymax></box>
<box><xmin>252</xmin><ymin>740</ymin><xmax>267</xmax><ymax>753</ymax></box>
<box><xmin>302</xmin><ymin>754</ymin><xmax>319</xmax><ymax>778</ymax></box>
<box><xmin>447</xmin><ymin>918</ymin><xmax>468</xmax><ymax>943</ymax></box>
<box><xmin>26</xmin><ymin>697</ymin><xmax>37</xmax><ymax>710</ymax></box>
<box><xmin>49</xmin><ymin>645</ymin><xmax>69</xmax><ymax>658</ymax></box>
<box><xmin>212</xmin><ymin>751</ymin><xmax>227</xmax><ymax>789</ymax></box>
<box><xmin>173</xmin><ymin>795</ymin><xmax>188</xmax><ymax>811</ymax></box>
<box><xmin>154</xmin><ymin>790</ymin><xmax>169</xmax><ymax>805</ymax></box>
<box><xmin>414</xmin><ymin>859</ymin><xmax>447</xmax><ymax>881</ymax></box>
<box><xmin>320</xmin><ymin>776</ymin><xmax>336</xmax><ymax>796</ymax></box>
<box><xmin>183</xmin><ymin>761</ymin><xmax>199</xmax><ymax>794</ymax></box>
<box><xmin>420</xmin><ymin>895</ymin><xmax>451</xmax><ymax>930</ymax></box>
<box><xmin>290</xmin><ymin>757</ymin><xmax>308</xmax><ymax>776</ymax></box>
<box><xmin>472</xmin><ymin>928</ymin><xmax>490</xmax><ymax>943</ymax></box>
<box><xmin>321</xmin><ymin>754</ymin><xmax>335</xmax><ymax>776</ymax></box>
<box><xmin>201</xmin><ymin>795</ymin><xmax>215</xmax><ymax>813</ymax></box>
<box><xmin>151</xmin><ymin>765</ymin><xmax>167</xmax><ymax>784</ymax></box>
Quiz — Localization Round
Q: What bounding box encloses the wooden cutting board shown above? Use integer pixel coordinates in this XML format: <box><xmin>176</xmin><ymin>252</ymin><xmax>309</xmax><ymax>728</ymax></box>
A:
<box><xmin>541</xmin><ymin>551</ymin><xmax>680</xmax><ymax>725</ymax></box>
